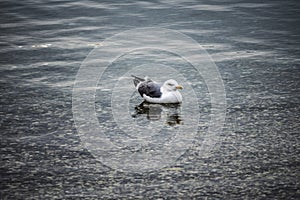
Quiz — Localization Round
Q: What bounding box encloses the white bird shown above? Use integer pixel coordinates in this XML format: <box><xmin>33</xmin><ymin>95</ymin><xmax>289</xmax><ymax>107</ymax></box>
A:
<box><xmin>132</xmin><ymin>75</ymin><xmax>183</xmax><ymax>103</ymax></box>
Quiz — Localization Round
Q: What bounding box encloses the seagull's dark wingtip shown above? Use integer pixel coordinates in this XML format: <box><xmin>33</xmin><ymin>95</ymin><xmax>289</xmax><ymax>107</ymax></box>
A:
<box><xmin>131</xmin><ymin>75</ymin><xmax>145</xmax><ymax>87</ymax></box>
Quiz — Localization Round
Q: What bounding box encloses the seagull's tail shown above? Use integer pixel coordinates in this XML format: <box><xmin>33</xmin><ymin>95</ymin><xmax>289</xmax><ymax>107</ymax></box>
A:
<box><xmin>131</xmin><ymin>75</ymin><xmax>145</xmax><ymax>87</ymax></box>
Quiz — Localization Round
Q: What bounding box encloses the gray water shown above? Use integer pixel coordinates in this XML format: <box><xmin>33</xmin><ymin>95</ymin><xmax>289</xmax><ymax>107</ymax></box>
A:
<box><xmin>1</xmin><ymin>0</ymin><xmax>300</xmax><ymax>199</ymax></box>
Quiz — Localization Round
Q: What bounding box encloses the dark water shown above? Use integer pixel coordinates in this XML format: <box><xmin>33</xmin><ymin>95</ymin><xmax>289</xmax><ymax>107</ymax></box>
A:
<box><xmin>1</xmin><ymin>0</ymin><xmax>300</xmax><ymax>199</ymax></box>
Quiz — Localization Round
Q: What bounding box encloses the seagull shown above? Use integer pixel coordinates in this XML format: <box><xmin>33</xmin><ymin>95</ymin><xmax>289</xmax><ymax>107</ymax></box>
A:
<box><xmin>132</xmin><ymin>75</ymin><xmax>183</xmax><ymax>103</ymax></box>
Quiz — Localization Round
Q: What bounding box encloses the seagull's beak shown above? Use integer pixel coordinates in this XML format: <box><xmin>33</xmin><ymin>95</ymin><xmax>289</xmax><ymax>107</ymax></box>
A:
<box><xmin>175</xmin><ymin>85</ymin><xmax>183</xmax><ymax>90</ymax></box>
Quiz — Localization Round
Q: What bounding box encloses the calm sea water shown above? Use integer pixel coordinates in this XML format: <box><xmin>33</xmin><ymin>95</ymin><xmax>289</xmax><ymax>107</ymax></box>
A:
<box><xmin>1</xmin><ymin>0</ymin><xmax>299</xmax><ymax>199</ymax></box>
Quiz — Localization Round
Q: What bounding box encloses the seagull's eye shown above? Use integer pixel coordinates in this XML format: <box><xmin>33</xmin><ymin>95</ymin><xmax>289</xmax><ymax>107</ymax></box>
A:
<box><xmin>167</xmin><ymin>83</ymin><xmax>174</xmax><ymax>86</ymax></box>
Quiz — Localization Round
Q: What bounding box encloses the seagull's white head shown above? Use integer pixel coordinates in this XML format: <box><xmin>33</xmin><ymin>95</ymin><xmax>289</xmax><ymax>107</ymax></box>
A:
<box><xmin>163</xmin><ymin>79</ymin><xmax>183</xmax><ymax>92</ymax></box>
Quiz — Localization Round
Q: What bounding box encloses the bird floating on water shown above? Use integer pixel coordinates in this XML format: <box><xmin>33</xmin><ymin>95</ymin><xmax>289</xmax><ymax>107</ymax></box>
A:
<box><xmin>132</xmin><ymin>75</ymin><xmax>183</xmax><ymax>104</ymax></box>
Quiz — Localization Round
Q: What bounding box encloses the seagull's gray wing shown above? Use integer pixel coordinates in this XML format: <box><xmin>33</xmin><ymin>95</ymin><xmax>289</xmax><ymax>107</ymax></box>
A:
<box><xmin>138</xmin><ymin>81</ymin><xmax>162</xmax><ymax>98</ymax></box>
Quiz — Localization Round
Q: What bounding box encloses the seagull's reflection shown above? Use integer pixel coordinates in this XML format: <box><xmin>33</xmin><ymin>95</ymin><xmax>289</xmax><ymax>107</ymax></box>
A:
<box><xmin>132</xmin><ymin>101</ymin><xmax>183</xmax><ymax>126</ymax></box>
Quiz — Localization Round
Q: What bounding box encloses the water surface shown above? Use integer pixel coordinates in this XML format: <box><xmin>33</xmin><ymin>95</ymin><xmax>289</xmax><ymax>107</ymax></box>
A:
<box><xmin>1</xmin><ymin>0</ymin><xmax>299</xmax><ymax>199</ymax></box>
